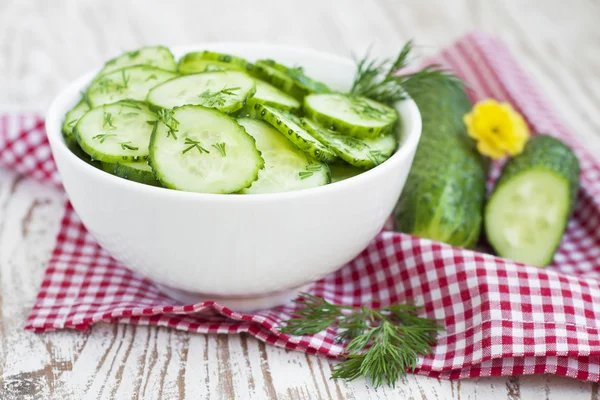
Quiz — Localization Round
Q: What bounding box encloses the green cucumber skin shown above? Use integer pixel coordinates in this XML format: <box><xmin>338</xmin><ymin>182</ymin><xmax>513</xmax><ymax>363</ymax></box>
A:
<box><xmin>485</xmin><ymin>135</ymin><xmax>580</xmax><ymax>264</ymax></box>
<box><xmin>99</xmin><ymin>46</ymin><xmax>177</xmax><ymax>76</ymax></box>
<box><xmin>491</xmin><ymin>135</ymin><xmax>580</xmax><ymax>213</ymax></box>
<box><xmin>394</xmin><ymin>81</ymin><xmax>487</xmax><ymax>249</ymax></box>
<box><xmin>250</xmin><ymin>59</ymin><xmax>331</xmax><ymax>101</ymax></box>
<box><xmin>253</xmin><ymin>104</ymin><xmax>338</xmax><ymax>163</ymax></box>
<box><xmin>101</xmin><ymin>162</ymin><xmax>161</xmax><ymax>187</ymax></box>
<box><xmin>177</xmin><ymin>51</ymin><xmax>253</xmax><ymax>74</ymax></box>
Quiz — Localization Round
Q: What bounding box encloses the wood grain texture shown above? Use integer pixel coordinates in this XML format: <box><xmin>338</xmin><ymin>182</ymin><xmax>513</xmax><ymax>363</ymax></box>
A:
<box><xmin>0</xmin><ymin>0</ymin><xmax>599</xmax><ymax>398</ymax></box>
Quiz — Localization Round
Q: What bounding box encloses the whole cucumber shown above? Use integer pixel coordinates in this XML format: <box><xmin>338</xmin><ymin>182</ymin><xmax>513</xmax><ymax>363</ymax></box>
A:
<box><xmin>394</xmin><ymin>81</ymin><xmax>487</xmax><ymax>248</ymax></box>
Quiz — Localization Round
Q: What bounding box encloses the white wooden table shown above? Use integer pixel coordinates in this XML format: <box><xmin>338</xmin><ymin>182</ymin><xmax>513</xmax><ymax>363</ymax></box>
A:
<box><xmin>1</xmin><ymin>0</ymin><xmax>599</xmax><ymax>398</ymax></box>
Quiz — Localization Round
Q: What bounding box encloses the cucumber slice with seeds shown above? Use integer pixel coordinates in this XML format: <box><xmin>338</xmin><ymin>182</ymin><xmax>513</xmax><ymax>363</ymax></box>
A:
<box><xmin>254</xmin><ymin>104</ymin><xmax>338</xmax><ymax>163</ymax></box>
<box><xmin>251</xmin><ymin>60</ymin><xmax>331</xmax><ymax>101</ymax></box>
<box><xmin>178</xmin><ymin>51</ymin><xmax>253</xmax><ymax>74</ymax></box>
<box><xmin>149</xmin><ymin>106</ymin><xmax>263</xmax><ymax>193</ymax></box>
<box><xmin>485</xmin><ymin>135</ymin><xmax>580</xmax><ymax>267</ymax></box>
<box><xmin>302</xmin><ymin>119</ymin><xmax>397</xmax><ymax>169</ymax></box>
<box><xmin>102</xmin><ymin>161</ymin><xmax>161</xmax><ymax>186</ymax></box>
<box><xmin>147</xmin><ymin>71</ymin><xmax>256</xmax><ymax>114</ymax></box>
<box><xmin>99</xmin><ymin>46</ymin><xmax>177</xmax><ymax>76</ymax></box>
<box><xmin>74</xmin><ymin>101</ymin><xmax>157</xmax><ymax>163</ymax></box>
<box><xmin>237</xmin><ymin>118</ymin><xmax>329</xmax><ymax>194</ymax></box>
<box><xmin>247</xmin><ymin>80</ymin><xmax>301</xmax><ymax>112</ymax></box>
<box><xmin>87</xmin><ymin>66</ymin><xmax>176</xmax><ymax>107</ymax></box>
<box><xmin>303</xmin><ymin>93</ymin><xmax>398</xmax><ymax>138</ymax></box>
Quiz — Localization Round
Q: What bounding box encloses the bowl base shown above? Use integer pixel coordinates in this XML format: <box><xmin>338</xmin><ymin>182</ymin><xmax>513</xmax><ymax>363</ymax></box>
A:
<box><xmin>156</xmin><ymin>283</ymin><xmax>313</xmax><ymax>312</ymax></box>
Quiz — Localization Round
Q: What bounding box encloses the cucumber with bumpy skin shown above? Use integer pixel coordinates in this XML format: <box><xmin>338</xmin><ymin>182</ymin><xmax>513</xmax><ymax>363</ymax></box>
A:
<box><xmin>303</xmin><ymin>93</ymin><xmax>398</xmax><ymax>138</ymax></box>
<box><xmin>485</xmin><ymin>135</ymin><xmax>580</xmax><ymax>267</ymax></box>
<box><xmin>149</xmin><ymin>105</ymin><xmax>264</xmax><ymax>194</ymax></box>
<box><xmin>177</xmin><ymin>51</ymin><xmax>253</xmax><ymax>74</ymax></box>
<box><xmin>247</xmin><ymin>80</ymin><xmax>301</xmax><ymax>112</ymax></box>
<box><xmin>99</xmin><ymin>46</ymin><xmax>177</xmax><ymax>76</ymax></box>
<box><xmin>74</xmin><ymin>101</ymin><xmax>157</xmax><ymax>163</ymax></box>
<box><xmin>87</xmin><ymin>66</ymin><xmax>176</xmax><ymax>107</ymax></box>
<box><xmin>253</xmin><ymin>104</ymin><xmax>338</xmax><ymax>163</ymax></box>
<box><xmin>394</xmin><ymin>80</ymin><xmax>487</xmax><ymax>249</ymax></box>
<box><xmin>301</xmin><ymin>118</ymin><xmax>396</xmax><ymax>169</ymax></box>
<box><xmin>237</xmin><ymin>118</ymin><xmax>329</xmax><ymax>194</ymax></box>
<box><xmin>102</xmin><ymin>161</ymin><xmax>161</xmax><ymax>186</ymax></box>
<box><xmin>251</xmin><ymin>60</ymin><xmax>331</xmax><ymax>101</ymax></box>
<box><xmin>147</xmin><ymin>71</ymin><xmax>256</xmax><ymax>114</ymax></box>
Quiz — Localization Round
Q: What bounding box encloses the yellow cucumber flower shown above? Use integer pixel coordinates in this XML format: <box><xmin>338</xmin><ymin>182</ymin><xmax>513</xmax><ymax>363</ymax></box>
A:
<box><xmin>463</xmin><ymin>99</ymin><xmax>530</xmax><ymax>160</ymax></box>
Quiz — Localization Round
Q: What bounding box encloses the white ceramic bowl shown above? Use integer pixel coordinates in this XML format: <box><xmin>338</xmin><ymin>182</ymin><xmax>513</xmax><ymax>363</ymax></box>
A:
<box><xmin>45</xmin><ymin>44</ymin><xmax>422</xmax><ymax>311</ymax></box>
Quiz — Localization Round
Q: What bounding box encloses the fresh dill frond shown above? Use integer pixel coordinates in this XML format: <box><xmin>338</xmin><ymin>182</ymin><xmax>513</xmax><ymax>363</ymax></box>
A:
<box><xmin>281</xmin><ymin>293</ymin><xmax>443</xmax><ymax>388</ymax></box>
<box><xmin>211</xmin><ymin>142</ymin><xmax>227</xmax><ymax>157</ymax></box>
<box><xmin>103</xmin><ymin>112</ymin><xmax>115</xmax><ymax>129</ymax></box>
<box><xmin>350</xmin><ymin>41</ymin><xmax>464</xmax><ymax>104</ymax></box>
<box><xmin>92</xmin><ymin>133</ymin><xmax>116</xmax><ymax>143</ymax></box>
<box><xmin>156</xmin><ymin>109</ymin><xmax>179</xmax><ymax>139</ymax></box>
<box><xmin>198</xmin><ymin>86</ymin><xmax>240</xmax><ymax>107</ymax></box>
<box><xmin>119</xmin><ymin>141</ymin><xmax>138</xmax><ymax>151</ymax></box>
<box><xmin>182</xmin><ymin>138</ymin><xmax>210</xmax><ymax>155</ymax></box>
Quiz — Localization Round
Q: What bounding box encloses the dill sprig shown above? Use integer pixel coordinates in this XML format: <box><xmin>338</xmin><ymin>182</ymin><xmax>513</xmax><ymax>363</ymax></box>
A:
<box><xmin>92</xmin><ymin>133</ymin><xmax>115</xmax><ymax>143</ymax></box>
<box><xmin>182</xmin><ymin>138</ymin><xmax>210</xmax><ymax>155</ymax></box>
<box><xmin>298</xmin><ymin>164</ymin><xmax>321</xmax><ymax>180</ymax></box>
<box><xmin>103</xmin><ymin>112</ymin><xmax>115</xmax><ymax>129</ymax></box>
<box><xmin>211</xmin><ymin>142</ymin><xmax>227</xmax><ymax>157</ymax></box>
<box><xmin>198</xmin><ymin>86</ymin><xmax>240</xmax><ymax>107</ymax></box>
<box><xmin>120</xmin><ymin>141</ymin><xmax>138</xmax><ymax>151</ymax></box>
<box><xmin>156</xmin><ymin>109</ymin><xmax>179</xmax><ymax>139</ymax></box>
<box><xmin>120</xmin><ymin>70</ymin><xmax>130</xmax><ymax>89</ymax></box>
<box><xmin>350</xmin><ymin>41</ymin><xmax>464</xmax><ymax>104</ymax></box>
<box><xmin>280</xmin><ymin>293</ymin><xmax>443</xmax><ymax>388</ymax></box>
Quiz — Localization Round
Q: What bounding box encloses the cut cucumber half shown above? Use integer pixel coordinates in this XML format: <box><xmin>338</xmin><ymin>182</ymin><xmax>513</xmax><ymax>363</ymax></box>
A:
<box><xmin>87</xmin><ymin>66</ymin><xmax>176</xmax><ymax>107</ymax></box>
<box><xmin>253</xmin><ymin>104</ymin><xmax>337</xmax><ymax>163</ymax></box>
<box><xmin>149</xmin><ymin>105</ymin><xmax>263</xmax><ymax>193</ymax></box>
<box><xmin>329</xmin><ymin>162</ymin><xmax>363</xmax><ymax>183</ymax></box>
<box><xmin>237</xmin><ymin>118</ymin><xmax>329</xmax><ymax>194</ymax></box>
<box><xmin>302</xmin><ymin>119</ymin><xmax>397</xmax><ymax>169</ymax></box>
<box><xmin>485</xmin><ymin>135</ymin><xmax>580</xmax><ymax>267</ymax></box>
<box><xmin>303</xmin><ymin>93</ymin><xmax>398</xmax><ymax>138</ymax></box>
<box><xmin>147</xmin><ymin>71</ymin><xmax>256</xmax><ymax>114</ymax></box>
<box><xmin>74</xmin><ymin>101</ymin><xmax>157</xmax><ymax>163</ymax></box>
<box><xmin>62</xmin><ymin>99</ymin><xmax>90</xmax><ymax>142</ymax></box>
<box><xmin>178</xmin><ymin>51</ymin><xmax>253</xmax><ymax>74</ymax></box>
<box><xmin>247</xmin><ymin>80</ymin><xmax>301</xmax><ymax>112</ymax></box>
<box><xmin>251</xmin><ymin>59</ymin><xmax>331</xmax><ymax>101</ymax></box>
<box><xmin>102</xmin><ymin>161</ymin><xmax>161</xmax><ymax>186</ymax></box>
<box><xmin>99</xmin><ymin>46</ymin><xmax>177</xmax><ymax>76</ymax></box>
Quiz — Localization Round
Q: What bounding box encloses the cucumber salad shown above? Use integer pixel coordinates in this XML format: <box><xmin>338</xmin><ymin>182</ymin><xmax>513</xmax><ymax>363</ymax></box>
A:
<box><xmin>62</xmin><ymin>46</ymin><xmax>400</xmax><ymax>194</ymax></box>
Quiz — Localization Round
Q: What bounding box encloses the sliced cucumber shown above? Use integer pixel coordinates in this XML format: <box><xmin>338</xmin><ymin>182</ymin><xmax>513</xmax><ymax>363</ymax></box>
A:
<box><xmin>74</xmin><ymin>101</ymin><xmax>157</xmax><ymax>163</ymax></box>
<box><xmin>237</xmin><ymin>118</ymin><xmax>329</xmax><ymax>194</ymax></box>
<box><xmin>253</xmin><ymin>104</ymin><xmax>337</xmax><ymax>163</ymax></box>
<box><xmin>87</xmin><ymin>66</ymin><xmax>176</xmax><ymax>107</ymax></box>
<box><xmin>485</xmin><ymin>135</ymin><xmax>580</xmax><ymax>267</ymax></box>
<box><xmin>247</xmin><ymin>80</ymin><xmax>301</xmax><ymax>112</ymax></box>
<box><xmin>177</xmin><ymin>51</ymin><xmax>253</xmax><ymax>74</ymax></box>
<box><xmin>102</xmin><ymin>161</ymin><xmax>161</xmax><ymax>186</ymax></box>
<box><xmin>147</xmin><ymin>71</ymin><xmax>256</xmax><ymax>114</ymax></box>
<box><xmin>302</xmin><ymin>119</ymin><xmax>397</xmax><ymax>169</ymax></box>
<box><xmin>303</xmin><ymin>93</ymin><xmax>398</xmax><ymax>138</ymax></box>
<box><xmin>149</xmin><ymin>105</ymin><xmax>263</xmax><ymax>193</ymax></box>
<box><xmin>251</xmin><ymin>60</ymin><xmax>331</xmax><ymax>101</ymax></box>
<box><xmin>99</xmin><ymin>46</ymin><xmax>177</xmax><ymax>76</ymax></box>
<box><xmin>62</xmin><ymin>99</ymin><xmax>90</xmax><ymax>138</ymax></box>
<box><xmin>329</xmin><ymin>163</ymin><xmax>364</xmax><ymax>183</ymax></box>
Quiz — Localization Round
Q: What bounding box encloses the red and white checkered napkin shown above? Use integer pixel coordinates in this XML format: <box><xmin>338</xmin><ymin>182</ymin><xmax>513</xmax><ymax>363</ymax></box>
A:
<box><xmin>5</xmin><ymin>31</ymin><xmax>600</xmax><ymax>381</ymax></box>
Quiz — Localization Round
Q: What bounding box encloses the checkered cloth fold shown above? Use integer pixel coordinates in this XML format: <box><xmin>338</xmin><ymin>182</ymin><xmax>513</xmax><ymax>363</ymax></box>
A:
<box><xmin>4</xmin><ymin>31</ymin><xmax>600</xmax><ymax>381</ymax></box>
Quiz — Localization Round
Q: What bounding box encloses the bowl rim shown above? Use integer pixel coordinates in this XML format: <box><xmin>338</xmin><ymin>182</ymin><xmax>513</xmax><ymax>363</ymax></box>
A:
<box><xmin>45</xmin><ymin>43</ymin><xmax>422</xmax><ymax>203</ymax></box>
